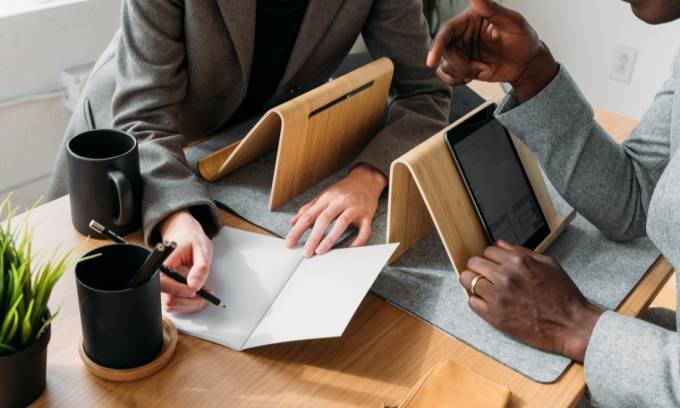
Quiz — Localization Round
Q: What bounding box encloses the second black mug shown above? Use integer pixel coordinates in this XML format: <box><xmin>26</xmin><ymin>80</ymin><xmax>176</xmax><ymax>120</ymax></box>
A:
<box><xmin>66</xmin><ymin>129</ymin><xmax>142</xmax><ymax>236</ymax></box>
<box><xmin>76</xmin><ymin>244</ymin><xmax>163</xmax><ymax>369</ymax></box>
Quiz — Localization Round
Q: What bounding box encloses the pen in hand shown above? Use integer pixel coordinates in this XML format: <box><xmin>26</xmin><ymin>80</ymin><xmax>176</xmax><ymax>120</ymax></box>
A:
<box><xmin>89</xmin><ymin>220</ymin><xmax>226</xmax><ymax>309</ymax></box>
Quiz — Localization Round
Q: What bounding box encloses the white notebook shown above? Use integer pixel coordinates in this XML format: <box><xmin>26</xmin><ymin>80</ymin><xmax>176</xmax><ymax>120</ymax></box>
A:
<box><xmin>168</xmin><ymin>227</ymin><xmax>398</xmax><ymax>350</ymax></box>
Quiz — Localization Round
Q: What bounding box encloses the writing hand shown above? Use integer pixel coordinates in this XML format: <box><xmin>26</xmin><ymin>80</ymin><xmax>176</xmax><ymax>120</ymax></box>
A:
<box><xmin>159</xmin><ymin>209</ymin><xmax>214</xmax><ymax>314</ymax></box>
<box><xmin>427</xmin><ymin>0</ymin><xmax>558</xmax><ymax>102</ymax></box>
<box><xmin>460</xmin><ymin>240</ymin><xmax>602</xmax><ymax>362</ymax></box>
<box><xmin>285</xmin><ymin>164</ymin><xmax>387</xmax><ymax>257</ymax></box>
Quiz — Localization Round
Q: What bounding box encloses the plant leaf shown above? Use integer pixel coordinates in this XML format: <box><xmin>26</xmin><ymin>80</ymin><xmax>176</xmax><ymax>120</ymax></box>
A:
<box><xmin>0</xmin><ymin>197</ymin><xmax>70</xmax><ymax>349</ymax></box>
<box><xmin>20</xmin><ymin>299</ymin><xmax>34</xmax><ymax>346</ymax></box>
<box><xmin>5</xmin><ymin>310</ymin><xmax>19</xmax><ymax>344</ymax></box>
<box><xmin>36</xmin><ymin>306</ymin><xmax>59</xmax><ymax>340</ymax></box>
<box><xmin>0</xmin><ymin>294</ymin><xmax>22</xmax><ymax>342</ymax></box>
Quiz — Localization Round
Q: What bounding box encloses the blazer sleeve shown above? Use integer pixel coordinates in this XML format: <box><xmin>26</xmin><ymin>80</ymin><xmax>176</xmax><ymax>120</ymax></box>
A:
<box><xmin>495</xmin><ymin>65</ymin><xmax>673</xmax><ymax>241</ymax></box>
<box><xmin>353</xmin><ymin>0</ymin><xmax>452</xmax><ymax>176</ymax></box>
<box><xmin>494</xmin><ymin>66</ymin><xmax>680</xmax><ymax>406</ymax></box>
<box><xmin>112</xmin><ymin>0</ymin><xmax>220</xmax><ymax>245</ymax></box>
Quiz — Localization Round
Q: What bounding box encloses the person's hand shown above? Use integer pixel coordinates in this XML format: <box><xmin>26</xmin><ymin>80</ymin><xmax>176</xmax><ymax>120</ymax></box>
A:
<box><xmin>158</xmin><ymin>209</ymin><xmax>214</xmax><ymax>314</ymax></box>
<box><xmin>285</xmin><ymin>164</ymin><xmax>387</xmax><ymax>257</ymax></box>
<box><xmin>459</xmin><ymin>240</ymin><xmax>602</xmax><ymax>362</ymax></box>
<box><xmin>426</xmin><ymin>0</ymin><xmax>559</xmax><ymax>103</ymax></box>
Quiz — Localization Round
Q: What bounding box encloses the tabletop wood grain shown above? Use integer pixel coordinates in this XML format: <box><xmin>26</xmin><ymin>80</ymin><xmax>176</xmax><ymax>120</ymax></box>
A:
<box><xmin>25</xmin><ymin>104</ymin><xmax>672</xmax><ymax>408</ymax></box>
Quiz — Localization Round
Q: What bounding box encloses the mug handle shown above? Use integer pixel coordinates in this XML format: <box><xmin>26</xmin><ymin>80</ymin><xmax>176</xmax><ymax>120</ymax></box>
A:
<box><xmin>107</xmin><ymin>170</ymin><xmax>134</xmax><ymax>227</ymax></box>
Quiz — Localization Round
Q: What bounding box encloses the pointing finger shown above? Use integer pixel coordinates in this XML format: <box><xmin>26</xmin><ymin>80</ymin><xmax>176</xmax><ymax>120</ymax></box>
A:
<box><xmin>469</xmin><ymin>0</ymin><xmax>524</xmax><ymax>28</ymax></box>
<box><xmin>428</xmin><ymin>14</ymin><xmax>469</xmax><ymax>67</ymax></box>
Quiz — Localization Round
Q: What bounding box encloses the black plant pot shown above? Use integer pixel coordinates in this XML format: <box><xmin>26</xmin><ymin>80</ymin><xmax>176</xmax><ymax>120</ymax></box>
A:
<box><xmin>0</xmin><ymin>324</ymin><xmax>51</xmax><ymax>408</ymax></box>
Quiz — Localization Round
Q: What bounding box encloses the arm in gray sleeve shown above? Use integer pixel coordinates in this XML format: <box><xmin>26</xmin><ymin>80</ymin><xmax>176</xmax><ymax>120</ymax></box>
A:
<box><xmin>584</xmin><ymin>311</ymin><xmax>680</xmax><ymax>407</ymax></box>
<box><xmin>495</xmin><ymin>63</ymin><xmax>680</xmax><ymax>406</ymax></box>
<box><xmin>112</xmin><ymin>0</ymin><xmax>220</xmax><ymax>245</ymax></box>
<box><xmin>495</xmin><ymin>66</ymin><xmax>672</xmax><ymax>241</ymax></box>
<box><xmin>352</xmin><ymin>0</ymin><xmax>452</xmax><ymax>176</ymax></box>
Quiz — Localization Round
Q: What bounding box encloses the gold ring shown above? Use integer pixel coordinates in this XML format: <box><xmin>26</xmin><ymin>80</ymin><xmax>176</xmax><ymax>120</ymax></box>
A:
<box><xmin>470</xmin><ymin>275</ymin><xmax>482</xmax><ymax>296</ymax></box>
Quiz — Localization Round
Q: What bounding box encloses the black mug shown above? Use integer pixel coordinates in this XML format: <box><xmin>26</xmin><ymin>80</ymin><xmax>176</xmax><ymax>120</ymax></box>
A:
<box><xmin>76</xmin><ymin>244</ymin><xmax>163</xmax><ymax>369</ymax></box>
<box><xmin>66</xmin><ymin>129</ymin><xmax>142</xmax><ymax>237</ymax></box>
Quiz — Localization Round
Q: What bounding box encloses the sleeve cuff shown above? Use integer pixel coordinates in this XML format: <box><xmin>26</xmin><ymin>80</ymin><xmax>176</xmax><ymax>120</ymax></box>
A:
<box><xmin>494</xmin><ymin>64</ymin><xmax>593</xmax><ymax>149</ymax></box>
<box><xmin>141</xmin><ymin>185</ymin><xmax>220</xmax><ymax>246</ymax></box>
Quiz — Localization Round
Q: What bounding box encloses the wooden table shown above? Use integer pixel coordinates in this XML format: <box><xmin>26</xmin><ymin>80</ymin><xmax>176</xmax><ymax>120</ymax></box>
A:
<box><xmin>28</xmin><ymin>109</ymin><xmax>673</xmax><ymax>407</ymax></box>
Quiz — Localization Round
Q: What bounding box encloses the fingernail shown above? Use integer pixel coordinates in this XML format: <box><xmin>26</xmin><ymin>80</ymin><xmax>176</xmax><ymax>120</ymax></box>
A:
<box><xmin>316</xmin><ymin>245</ymin><xmax>328</xmax><ymax>255</ymax></box>
<box><xmin>478</xmin><ymin>70</ymin><xmax>490</xmax><ymax>80</ymax></box>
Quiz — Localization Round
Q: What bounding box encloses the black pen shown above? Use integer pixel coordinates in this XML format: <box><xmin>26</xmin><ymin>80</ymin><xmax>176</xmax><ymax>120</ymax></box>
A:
<box><xmin>89</xmin><ymin>220</ymin><xmax>226</xmax><ymax>309</ymax></box>
<box><xmin>128</xmin><ymin>243</ymin><xmax>166</xmax><ymax>288</ymax></box>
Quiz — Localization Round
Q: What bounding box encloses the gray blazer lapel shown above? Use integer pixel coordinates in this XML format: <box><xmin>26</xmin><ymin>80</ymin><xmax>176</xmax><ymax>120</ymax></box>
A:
<box><xmin>216</xmin><ymin>0</ymin><xmax>256</xmax><ymax>85</ymax></box>
<box><xmin>278</xmin><ymin>0</ymin><xmax>345</xmax><ymax>90</ymax></box>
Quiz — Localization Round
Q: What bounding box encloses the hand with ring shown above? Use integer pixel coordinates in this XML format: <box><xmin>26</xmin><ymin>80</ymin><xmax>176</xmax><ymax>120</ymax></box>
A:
<box><xmin>459</xmin><ymin>240</ymin><xmax>602</xmax><ymax>363</ymax></box>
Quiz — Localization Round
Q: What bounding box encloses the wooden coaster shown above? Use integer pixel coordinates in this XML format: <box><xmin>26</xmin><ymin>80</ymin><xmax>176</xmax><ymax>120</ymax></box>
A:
<box><xmin>79</xmin><ymin>317</ymin><xmax>178</xmax><ymax>382</ymax></box>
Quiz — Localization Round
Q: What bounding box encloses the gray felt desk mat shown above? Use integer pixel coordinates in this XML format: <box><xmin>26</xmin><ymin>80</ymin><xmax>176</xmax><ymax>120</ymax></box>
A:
<box><xmin>185</xmin><ymin>127</ymin><xmax>660</xmax><ymax>384</ymax></box>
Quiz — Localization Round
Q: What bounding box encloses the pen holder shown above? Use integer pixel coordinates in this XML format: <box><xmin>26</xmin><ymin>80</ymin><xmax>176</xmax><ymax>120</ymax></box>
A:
<box><xmin>75</xmin><ymin>244</ymin><xmax>163</xmax><ymax>369</ymax></box>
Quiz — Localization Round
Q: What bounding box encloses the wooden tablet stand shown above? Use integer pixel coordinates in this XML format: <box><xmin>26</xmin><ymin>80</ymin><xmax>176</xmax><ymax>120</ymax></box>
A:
<box><xmin>386</xmin><ymin>100</ymin><xmax>576</xmax><ymax>272</ymax></box>
<box><xmin>198</xmin><ymin>58</ymin><xmax>394</xmax><ymax>210</ymax></box>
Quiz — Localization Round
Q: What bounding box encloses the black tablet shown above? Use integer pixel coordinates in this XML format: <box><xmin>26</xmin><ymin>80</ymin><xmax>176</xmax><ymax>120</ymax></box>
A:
<box><xmin>444</xmin><ymin>104</ymin><xmax>550</xmax><ymax>249</ymax></box>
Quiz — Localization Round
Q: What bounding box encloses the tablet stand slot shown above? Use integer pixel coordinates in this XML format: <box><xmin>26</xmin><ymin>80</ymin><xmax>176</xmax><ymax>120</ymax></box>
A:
<box><xmin>198</xmin><ymin>58</ymin><xmax>395</xmax><ymax>210</ymax></box>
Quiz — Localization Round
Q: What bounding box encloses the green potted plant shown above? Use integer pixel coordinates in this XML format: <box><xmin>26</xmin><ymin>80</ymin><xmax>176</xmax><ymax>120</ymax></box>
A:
<box><xmin>0</xmin><ymin>197</ymin><xmax>80</xmax><ymax>408</ymax></box>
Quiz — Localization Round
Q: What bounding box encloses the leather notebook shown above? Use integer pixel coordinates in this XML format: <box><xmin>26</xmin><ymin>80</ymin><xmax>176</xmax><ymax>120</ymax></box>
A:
<box><xmin>399</xmin><ymin>359</ymin><xmax>511</xmax><ymax>408</ymax></box>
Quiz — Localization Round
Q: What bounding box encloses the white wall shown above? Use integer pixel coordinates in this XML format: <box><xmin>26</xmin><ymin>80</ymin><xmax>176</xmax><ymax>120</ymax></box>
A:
<box><xmin>503</xmin><ymin>0</ymin><xmax>680</xmax><ymax>119</ymax></box>
<box><xmin>0</xmin><ymin>0</ymin><xmax>121</xmax><ymax>101</ymax></box>
<box><xmin>0</xmin><ymin>0</ymin><xmax>121</xmax><ymax>208</ymax></box>
<box><xmin>0</xmin><ymin>95</ymin><xmax>71</xmax><ymax>206</ymax></box>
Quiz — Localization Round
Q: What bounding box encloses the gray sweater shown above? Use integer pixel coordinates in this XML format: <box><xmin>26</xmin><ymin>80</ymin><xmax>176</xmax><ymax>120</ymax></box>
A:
<box><xmin>495</xmin><ymin>55</ymin><xmax>680</xmax><ymax>407</ymax></box>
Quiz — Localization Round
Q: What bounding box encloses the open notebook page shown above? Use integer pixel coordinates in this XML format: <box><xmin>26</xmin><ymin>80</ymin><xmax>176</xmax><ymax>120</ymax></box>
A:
<box><xmin>243</xmin><ymin>243</ymin><xmax>398</xmax><ymax>349</ymax></box>
<box><xmin>169</xmin><ymin>227</ymin><xmax>303</xmax><ymax>350</ymax></box>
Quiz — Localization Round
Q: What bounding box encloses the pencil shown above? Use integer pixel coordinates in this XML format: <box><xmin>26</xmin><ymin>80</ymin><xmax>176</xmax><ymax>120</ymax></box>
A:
<box><xmin>163</xmin><ymin>241</ymin><xmax>225</xmax><ymax>308</ymax></box>
<box><xmin>128</xmin><ymin>243</ymin><xmax>165</xmax><ymax>288</ymax></box>
<box><xmin>89</xmin><ymin>219</ymin><xmax>226</xmax><ymax>308</ymax></box>
<box><xmin>89</xmin><ymin>220</ymin><xmax>126</xmax><ymax>244</ymax></box>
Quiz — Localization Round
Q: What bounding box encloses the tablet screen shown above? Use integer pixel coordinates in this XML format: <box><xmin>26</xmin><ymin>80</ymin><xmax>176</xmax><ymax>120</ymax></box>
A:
<box><xmin>448</xmin><ymin>119</ymin><xmax>549</xmax><ymax>247</ymax></box>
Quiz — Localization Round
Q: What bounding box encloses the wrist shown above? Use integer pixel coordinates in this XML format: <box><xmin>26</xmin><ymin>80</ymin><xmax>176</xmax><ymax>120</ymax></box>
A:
<box><xmin>511</xmin><ymin>42</ymin><xmax>559</xmax><ymax>103</ymax></box>
<box><xmin>159</xmin><ymin>209</ymin><xmax>194</xmax><ymax>238</ymax></box>
<box><xmin>350</xmin><ymin>164</ymin><xmax>388</xmax><ymax>197</ymax></box>
<box><xmin>562</xmin><ymin>302</ymin><xmax>602</xmax><ymax>363</ymax></box>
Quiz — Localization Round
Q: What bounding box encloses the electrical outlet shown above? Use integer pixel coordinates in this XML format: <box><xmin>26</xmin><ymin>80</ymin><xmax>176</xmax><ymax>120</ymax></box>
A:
<box><xmin>610</xmin><ymin>45</ymin><xmax>638</xmax><ymax>84</ymax></box>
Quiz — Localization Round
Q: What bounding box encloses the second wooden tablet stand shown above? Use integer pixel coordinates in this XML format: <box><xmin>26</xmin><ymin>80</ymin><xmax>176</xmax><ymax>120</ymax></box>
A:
<box><xmin>386</xmin><ymin>100</ymin><xmax>576</xmax><ymax>272</ymax></box>
<box><xmin>198</xmin><ymin>58</ymin><xmax>394</xmax><ymax>210</ymax></box>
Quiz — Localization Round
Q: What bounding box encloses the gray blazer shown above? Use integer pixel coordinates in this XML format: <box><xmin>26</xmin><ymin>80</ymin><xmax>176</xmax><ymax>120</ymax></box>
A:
<box><xmin>495</xmin><ymin>52</ymin><xmax>680</xmax><ymax>407</ymax></box>
<box><xmin>48</xmin><ymin>0</ymin><xmax>451</xmax><ymax>245</ymax></box>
